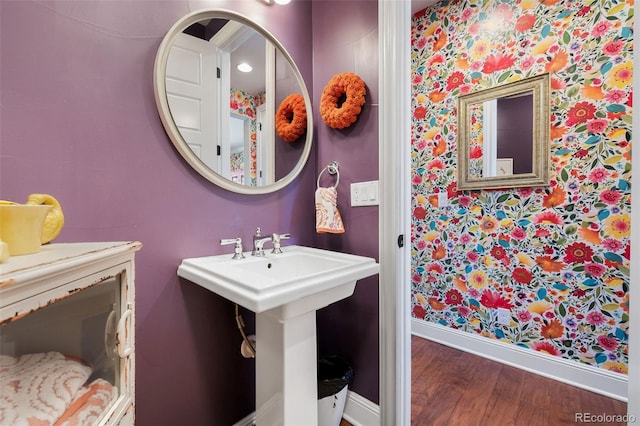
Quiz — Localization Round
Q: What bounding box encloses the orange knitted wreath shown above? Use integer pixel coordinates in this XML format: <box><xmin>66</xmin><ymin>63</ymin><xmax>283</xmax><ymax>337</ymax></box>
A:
<box><xmin>275</xmin><ymin>93</ymin><xmax>307</xmax><ymax>143</ymax></box>
<box><xmin>320</xmin><ymin>72</ymin><xmax>366</xmax><ymax>129</ymax></box>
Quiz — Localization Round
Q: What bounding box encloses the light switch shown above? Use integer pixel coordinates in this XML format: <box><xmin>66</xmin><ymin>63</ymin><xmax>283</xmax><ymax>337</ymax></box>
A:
<box><xmin>351</xmin><ymin>180</ymin><xmax>379</xmax><ymax>206</ymax></box>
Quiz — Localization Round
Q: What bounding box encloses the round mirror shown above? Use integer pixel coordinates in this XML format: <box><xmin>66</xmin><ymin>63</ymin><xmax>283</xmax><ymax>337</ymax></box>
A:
<box><xmin>153</xmin><ymin>9</ymin><xmax>313</xmax><ymax>194</ymax></box>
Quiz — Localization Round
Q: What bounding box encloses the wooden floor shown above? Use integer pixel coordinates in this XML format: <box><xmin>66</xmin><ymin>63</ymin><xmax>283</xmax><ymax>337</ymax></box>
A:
<box><xmin>342</xmin><ymin>336</ymin><xmax>628</xmax><ymax>425</ymax></box>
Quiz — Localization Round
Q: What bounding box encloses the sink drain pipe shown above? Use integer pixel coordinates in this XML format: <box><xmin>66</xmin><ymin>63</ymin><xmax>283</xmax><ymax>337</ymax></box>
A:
<box><xmin>235</xmin><ymin>304</ymin><xmax>256</xmax><ymax>358</ymax></box>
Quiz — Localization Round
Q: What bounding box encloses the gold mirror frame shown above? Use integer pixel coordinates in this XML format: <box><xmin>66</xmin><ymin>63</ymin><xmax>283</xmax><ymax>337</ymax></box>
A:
<box><xmin>457</xmin><ymin>73</ymin><xmax>550</xmax><ymax>191</ymax></box>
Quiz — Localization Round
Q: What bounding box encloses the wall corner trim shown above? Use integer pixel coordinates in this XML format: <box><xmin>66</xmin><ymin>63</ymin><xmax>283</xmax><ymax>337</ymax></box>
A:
<box><xmin>412</xmin><ymin>319</ymin><xmax>628</xmax><ymax>402</ymax></box>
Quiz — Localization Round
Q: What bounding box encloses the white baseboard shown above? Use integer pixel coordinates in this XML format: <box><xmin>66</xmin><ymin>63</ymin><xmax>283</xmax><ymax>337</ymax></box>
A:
<box><xmin>412</xmin><ymin>319</ymin><xmax>628</xmax><ymax>402</ymax></box>
<box><xmin>233</xmin><ymin>391</ymin><xmax>381</xmax><ymax>426</ymax></box>
<box><xmin>342</xmin><ymin>390</ymin><xmax>380</xmax><ymax>426</ymax></box>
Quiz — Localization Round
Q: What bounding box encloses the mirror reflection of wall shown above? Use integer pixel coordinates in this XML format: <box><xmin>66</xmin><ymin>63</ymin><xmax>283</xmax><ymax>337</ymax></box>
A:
<box><xmin>468</xmin><ymin>91</ymin><xmax>534</xmax><ymax>179</ymax></box>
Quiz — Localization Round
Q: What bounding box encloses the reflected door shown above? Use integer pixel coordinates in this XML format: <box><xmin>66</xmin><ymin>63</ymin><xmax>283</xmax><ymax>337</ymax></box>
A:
<box><xmin>166</xmin><ymin>33</ymin><xmax>221</xmax><ymax>173</ymax></box>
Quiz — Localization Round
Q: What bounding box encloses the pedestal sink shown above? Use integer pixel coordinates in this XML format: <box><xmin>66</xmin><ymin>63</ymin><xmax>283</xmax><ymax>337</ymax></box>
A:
<box><xmin>178</xmin><ymin>245</ymin><xmax>379</xmax><ymax>425</ymax></box>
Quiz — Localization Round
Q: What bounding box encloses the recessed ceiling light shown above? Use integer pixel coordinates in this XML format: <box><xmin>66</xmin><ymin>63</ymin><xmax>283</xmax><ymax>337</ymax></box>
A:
<box><xmin>274</xmin><ymin>0</ymin><xmax>291</xmax><ymax>4</ymax></box>
<box><xmin>237</xmin><ymin>63</ymin><xmax>252</xmax><ymax>73</ymax></box>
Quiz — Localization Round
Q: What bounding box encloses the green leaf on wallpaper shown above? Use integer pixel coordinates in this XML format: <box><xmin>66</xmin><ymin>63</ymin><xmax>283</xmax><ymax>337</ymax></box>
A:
<box><xmin>607</xmin><ymin>104</ymin><xmax>626</xmax><ymax>113</ymax></box>
<box><xmin>565</xmin><ymin>224</ymin><xmax>578</xmax><ymax>235</ymax></box>
<box><xmin>567</xmin><ymin>64</ymin><xmax>578</xmax><ymax>75</ymax></box>
<box><xmin>498</xmin><ymin>72</ymin><xmax>511</xmax><ymax>83</ymax></box>
<box><xmin>560</xmin><ymin>168</ymin><xmax>569</xmax><ymax>181</ymax></box>
<box><xmin>562</xmin><ymin>31</ymin><xmax>571</xmax><ymax>44</ymax></box>
<box><xmin>496</xmin><ymin>194</ymin><xmax>510</xmax><ymax>203</ymax></box>
<box><xmin>575</xmin><ymin>124</ymin><xmax>588</xmax><ymax>133</ymax></box>
<box><xmin>565</xmin><ymin>204</ymin><xmax>575</xmax><ymax>212</ymax></box>
<box><xmin>558</xmin><ymin>303</ymin><xmax>567</xmax><ymax>317</ymax></box>
<box><xmin>585</xmin><ymin>135</ymin><xmax>601</xmax><ymax>145</ymax></box>
<box><xmin>541</xmin><ymin>24</ymin><xmax>551</xmax><ymax>38</ymax></box>
<box><xmin>566</xmin><ymin>85</ymin><xmax>580</xmax><ymax>98</ymax></box>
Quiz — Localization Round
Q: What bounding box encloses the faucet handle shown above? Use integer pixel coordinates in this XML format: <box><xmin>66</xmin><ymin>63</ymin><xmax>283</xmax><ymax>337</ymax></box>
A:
<box><xmin>271</xmin><ymin>233</ymin><xmax>291</xmax><ymax>254</ymax></box>
<box><xmin>220</xmin><ymin>237</ymin><xmax>245</xmax><ymax>260</ymax></box>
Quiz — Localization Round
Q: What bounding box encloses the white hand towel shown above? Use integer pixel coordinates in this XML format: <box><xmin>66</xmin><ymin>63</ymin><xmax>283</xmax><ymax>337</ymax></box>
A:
<box><xmin>315</xmin><ymin>187</ymin><xmax>345</xmax><ymax>233</ymax></box>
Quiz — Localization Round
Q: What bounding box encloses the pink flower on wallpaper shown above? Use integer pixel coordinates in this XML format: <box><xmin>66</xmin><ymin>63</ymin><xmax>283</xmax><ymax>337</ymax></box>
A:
<box><xmin>494</xmin><ymin>4</ymin><xmax>513</xmax><ymax>23</ymax></box>
<box><xmin>602</xmin><ymin>238</ymin><xmax>624</xmax><ymax>252</ymax></box>
<box><xmin>457</xmin><ymin>306</ymin><xmax>471</xmax><ymax>317</ymax></box>
<box><xmin>460</xmin><ymin>8</ymin><xmax>474</xmax><ymax>22</ymax></box>
<box><xmin>413</xmin><ymin>74</ymin><xmax>423</xmax><ymax>85</ymax></box>
<box><xmin>586</xmin><ymin>311</ymin><xmax>607</xmax><ymax>326</ymax></box>
<box><xmin>415</xmin><ymin>139</ymin><xmax>427</xmax><ymax>150</ymax></box>
<box><xmin>586</xmin><ymin>119</ymin><xmax>609</xmax><ymax>133</ymax></box>
<box><xmin>460</xmin><ymin>233</ymin><xmax>472</xmax><ymax>244</ymax></box>
<box><xmin>412</xmin><ymin>173</ymin><xmax>423</xmax><ymax>185</ymax></box>
<box><xmin>467</xmin><ymin>251</ymin><xmax>480</xmax><ymax>262</ymax></box>
<box><xmin>600</xmin><ymin>189</ymin><xmax>623</xmax><ymax>205</ymax></box>
<box><xmin>603</xmin><ymin>40</ymin><xmax>625</xmax><ymax>56</ymax></box>
<box><xmin>584</xmin><ymin>262</ymin><xmax>606</xmax><ymax>277</ymax></box>
<box><xmin>480</xmin><ymin>290</ymin><xmax>514</xmax><ymax>309</ymax></box>
<box><xmin>591</xmin><ymin>20</ymin><xmax>613</xmax><ymax>38</ymax></box>
<box><xmin>468</xmin><ymin>22</ymin><xmax>481</xmax><ymax>35</ymax></box>
<box><xmin>459</xmin><ymin>196</ymin><xmax>472</xmax><ymax>208</ymax></box>
<box><xmin>510</xmin><ymin>227</ymin><xmax>527</xmax><ymax>240</ymax></box>
<box><xmin>412</xmin><ymin>272</ymin><xmax>422</xmax><ymax>283</ymax></box>
<box><xmin>414</xmin><ymin>106</ymin><xmax>427</xmax><ymax>120</ymax></box>
<box><xmin>415</xmin><ymin>239</ymin><xmax>427</xmax><ymax>251</ymax></box>
<box><xmin>588</xmin><ymin>167</ymin><xmax>610</xmax><ymax>183</ymax></box>
<box><xmin>605</xmin><ymin>89</ymin><xmax>628</xmax><ymax>103</ymax></box>
<box><xmin>597</xmin><ymin>335</ymin><xmax>620</xmax><ymax>351</ymax></box>
<box><xmin>520</xmin><ymin>56</ymin><xmax>535</xmax><ymax>70</ymax></box>
<box><xmin>516</xmin><ymin>310</ymin><xmax>532</xmax><ymax>322</ymax></box>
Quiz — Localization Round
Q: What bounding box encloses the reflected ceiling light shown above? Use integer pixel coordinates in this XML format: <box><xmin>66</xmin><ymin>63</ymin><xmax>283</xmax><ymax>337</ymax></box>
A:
<box><xmin>237</xmin><ymin>63</ymin><xmax>252</xmax><ymax>73</ymax></box>
<box><xmin>274</xmin><ymin>0</ymin><xmax>291</xmax><ymax>4</ymax></box>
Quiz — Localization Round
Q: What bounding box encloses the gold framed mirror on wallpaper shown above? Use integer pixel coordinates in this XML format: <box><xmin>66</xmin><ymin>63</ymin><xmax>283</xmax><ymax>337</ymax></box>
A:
<box><xmin>456</xmin><ymin>73</ymin><xmax>550</xmax><ymax>191</ymax></box>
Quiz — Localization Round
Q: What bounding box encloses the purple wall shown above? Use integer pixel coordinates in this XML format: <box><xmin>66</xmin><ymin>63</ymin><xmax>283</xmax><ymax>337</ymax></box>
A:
<box><xmin>1</xmin><ymin>0</ymin><xmax>382</xmax><ymax>421</ymax></box>
<box><xmin>312</xmin><ymin>0</ymin><xmax>380</xmax><ymax>404</ymax></box>
<box><xmin>497</xmin><ymin>95</ymin><xmax>534</xmax><ymax>174</ymax></box>
<box><xmin>1</xmin><ymin>1</ymin><xmax>315</xmax><ymax>424</ymax></box>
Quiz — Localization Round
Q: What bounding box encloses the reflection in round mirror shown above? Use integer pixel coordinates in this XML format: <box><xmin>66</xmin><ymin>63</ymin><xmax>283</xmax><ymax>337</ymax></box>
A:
<box><xmin>153</xmin><ymin>9</ymin><xmax>313</xmax><ymax>194</ymax></box>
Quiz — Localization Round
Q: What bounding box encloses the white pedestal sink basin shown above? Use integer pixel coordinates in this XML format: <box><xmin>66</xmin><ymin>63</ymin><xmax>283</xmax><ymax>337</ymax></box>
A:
<box><xmin>178</xmin><ymin>245</ymin><xmax>379</xmax><ymax>425</ymax></box>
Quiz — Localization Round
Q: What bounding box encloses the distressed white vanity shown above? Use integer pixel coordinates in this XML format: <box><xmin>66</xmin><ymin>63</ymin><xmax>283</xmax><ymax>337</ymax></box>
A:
<box><xmin>0</xmin><ymin>241</ymin><xmax>141</xmax><ymax>425</ymax></box>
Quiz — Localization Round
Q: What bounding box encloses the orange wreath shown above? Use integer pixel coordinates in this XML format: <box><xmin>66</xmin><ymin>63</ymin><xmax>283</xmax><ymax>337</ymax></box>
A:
<box><xmin>275</xmin><ymin>93</ymin><xmax>307</xmax><ymax>142</ymax></box>
<box><xmin>320</xmin><ymin>72</ymin><xmax>366</xmax><ymax>129</ymax></box>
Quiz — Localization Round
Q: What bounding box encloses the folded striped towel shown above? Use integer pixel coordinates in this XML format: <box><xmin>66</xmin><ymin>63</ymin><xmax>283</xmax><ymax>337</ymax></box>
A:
<box><xmin>315</xmin><ymin>187</ymin><xmax>345</xmax><ymax>233</ymax></box>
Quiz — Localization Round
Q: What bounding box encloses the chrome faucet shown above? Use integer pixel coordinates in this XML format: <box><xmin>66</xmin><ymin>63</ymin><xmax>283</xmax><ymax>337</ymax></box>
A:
<box><xmin>271</xmin><ymin>233</ymin><xmax>291</xmax><ymax>254</ymax></box>
<box><xmin>220</xmin><ymin>237</ymin><xmax>245</xmax><ymax>260</ymax></box>
<box><xmin>253</xmin><ymin>236</ymin><xmax>272</xmax><ymax>257</ymax></box>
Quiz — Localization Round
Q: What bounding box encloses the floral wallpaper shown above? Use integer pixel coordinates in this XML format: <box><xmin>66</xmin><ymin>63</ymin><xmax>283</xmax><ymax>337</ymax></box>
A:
<box><xmin>411</xmin><ymin>0</ymin><xmax>633</xmax><ymax>373</ymax></box>
<box><xmin>230</xmin><ymin>89</ymin><xmax>265</xmax><ymax>186</ymax></box>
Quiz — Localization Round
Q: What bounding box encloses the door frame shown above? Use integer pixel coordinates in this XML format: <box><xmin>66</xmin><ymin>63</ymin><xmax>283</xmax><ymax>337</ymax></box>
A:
<box><xmin>378</xmin><ymin>0</ymin><xmax>411</xmax><ymax>424</ymax></box>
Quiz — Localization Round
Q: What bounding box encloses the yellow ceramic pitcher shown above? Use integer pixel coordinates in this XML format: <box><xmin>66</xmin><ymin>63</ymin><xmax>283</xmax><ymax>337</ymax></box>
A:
<box><xmin>0</xmin><ymin>194</ymin><xmax>64</xmax><ymax>256</ymax></box>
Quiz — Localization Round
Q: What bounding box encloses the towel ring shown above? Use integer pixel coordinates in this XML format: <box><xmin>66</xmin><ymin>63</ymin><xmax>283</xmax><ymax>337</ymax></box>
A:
<box><xmin>317</xmin><ymin>161</ymin><xmax>340</xmax><ymax>188</ymax></box>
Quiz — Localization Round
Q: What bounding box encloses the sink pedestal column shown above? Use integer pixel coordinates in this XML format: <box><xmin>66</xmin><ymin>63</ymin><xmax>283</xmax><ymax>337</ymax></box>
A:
<box><xmin>256</xmin><ymin>309</ymin><xmax>318</xmax><ymax>425</ymax></box>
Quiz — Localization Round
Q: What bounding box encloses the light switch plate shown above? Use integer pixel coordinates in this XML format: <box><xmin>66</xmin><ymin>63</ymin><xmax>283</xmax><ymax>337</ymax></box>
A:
<box><xmin>351</xmin><ymin>180</ymin><xmax>379</xmax><ymax>206</ymax></box>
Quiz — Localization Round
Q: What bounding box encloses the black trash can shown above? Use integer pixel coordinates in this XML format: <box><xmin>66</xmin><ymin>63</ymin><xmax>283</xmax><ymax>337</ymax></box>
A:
<box><xmin>317</xmin><ymin>355</ymin><xmax>354</xmax><ymax>426</ymax></box>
